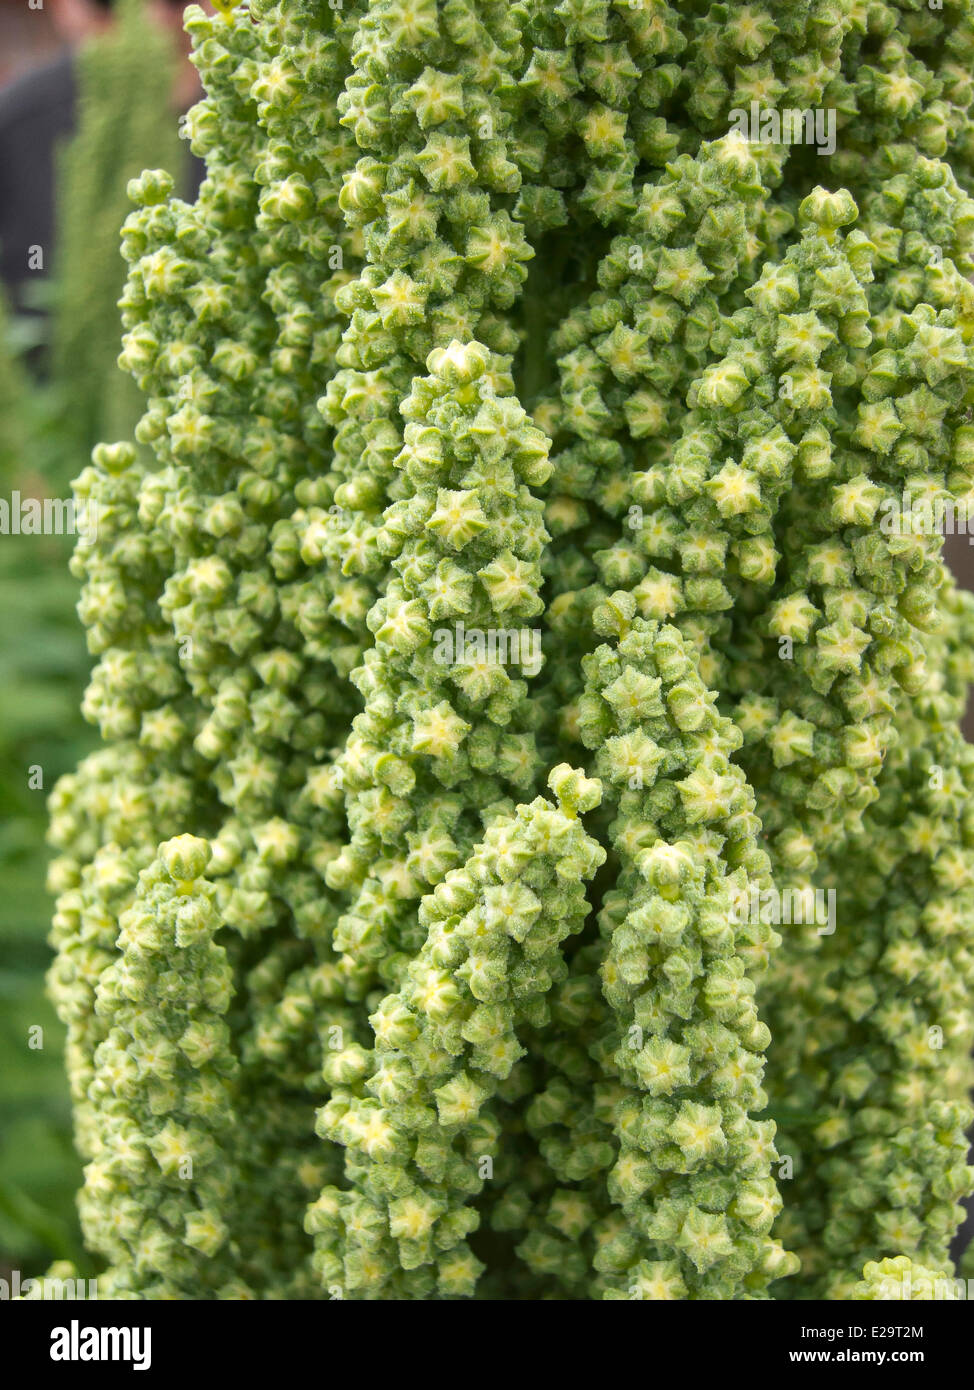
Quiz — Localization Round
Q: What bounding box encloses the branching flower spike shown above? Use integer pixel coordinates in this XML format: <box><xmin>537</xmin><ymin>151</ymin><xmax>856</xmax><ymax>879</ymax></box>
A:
<box><xmin>43</xmin><ymin>0</ymin><xmax>974</xmax><ymax>1301</ymax></box>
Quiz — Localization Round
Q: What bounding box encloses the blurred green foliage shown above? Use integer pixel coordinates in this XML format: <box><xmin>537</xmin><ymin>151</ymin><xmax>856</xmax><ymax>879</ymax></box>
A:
<box><xmin>0</xmin><ymin>296</ymin><xmax>92</xmax><ymax>1272</ymax></box>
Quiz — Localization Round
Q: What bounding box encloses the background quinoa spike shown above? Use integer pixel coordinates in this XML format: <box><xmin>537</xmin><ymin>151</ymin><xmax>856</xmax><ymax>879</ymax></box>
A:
<box><xmin>51</xmin><ymin>0</ymin><xmax>182</xmax><ymax>462</ymax></box>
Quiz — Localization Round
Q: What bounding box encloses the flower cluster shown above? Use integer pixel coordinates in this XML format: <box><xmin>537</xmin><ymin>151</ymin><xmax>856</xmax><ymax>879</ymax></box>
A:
<box><xmin>310</xmin><ymin>765</ymin><xmax>604</xmax><ymax>1298</ymax></box>
<box><xmin>76</xmin><ymin>836</ymin><xmax>247</xmax><ymax>1298</ymax></box>
<box><xmin>852</xmin><ymin>1254</ymin><xmax>961</xmax><ymax>1301</ymax></box>
<box><xmin>575</xmin><ymin>615</ymin><xmax>792</xmax><ymax>1297</ymax></box>
<box><xmin>43</xmin><ymin>0</ymin><xmax>974</xmax><ymax>1299</ymax></box>
<box><xmin>327</xmin><ymin>340</ymin><xmax>551</xmax><ymax>994</ymax></box>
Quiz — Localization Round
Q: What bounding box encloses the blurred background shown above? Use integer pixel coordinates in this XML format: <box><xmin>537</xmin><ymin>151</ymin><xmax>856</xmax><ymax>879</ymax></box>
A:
<box><xmin>0</xmin><ymin>0</ymin><xmax>972</xmax><ymax>1290</ymax></box>
<box><xmin>0</xmin><ymin>0</ymin><xmax>201</xmax><ymax>1280</ymax></box>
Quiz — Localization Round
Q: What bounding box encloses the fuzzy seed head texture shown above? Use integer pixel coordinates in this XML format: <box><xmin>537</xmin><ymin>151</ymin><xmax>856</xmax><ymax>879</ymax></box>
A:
<box><xmin>40</xmin><ymin>0</ymin><xmax>974</xmax><ymax>1300</ymax></box>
